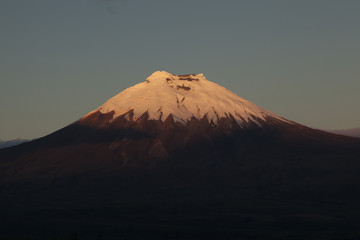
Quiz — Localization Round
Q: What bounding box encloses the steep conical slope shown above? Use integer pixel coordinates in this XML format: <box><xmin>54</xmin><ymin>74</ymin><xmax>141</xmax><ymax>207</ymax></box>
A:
<box><xmin>72</xmin><ymin>71</ymin><xmax>359</xmax><ymax>155</ymax></box>
<box><xmin>0</xmin><ymin>70</ymin><xmax>357</xmax><ymax>185</ymax></box>
<box><xmin>1</xmin><ymin>71</ymin><xmax>359</xmax><ymax>163</ymax></box>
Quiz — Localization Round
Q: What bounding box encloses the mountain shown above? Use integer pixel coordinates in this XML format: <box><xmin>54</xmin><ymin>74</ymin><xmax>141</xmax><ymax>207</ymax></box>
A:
<box><xmin>1</xmin><ymin>71</ymin><xmax>360</xmax><ymax>240</ymax></box>
<box><xmin>326</xmin><ymin>128</ymin><xmax>360</xmax><ymax>138</ymax></box>
<box><xmin>0</xmin><ymin>138</ymin><xmax>29</xmax><ymax>149</ymax></box>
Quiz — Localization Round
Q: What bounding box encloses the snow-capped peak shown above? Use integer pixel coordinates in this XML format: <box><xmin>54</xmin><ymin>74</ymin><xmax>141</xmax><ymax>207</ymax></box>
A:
<box><xmin>84</xmin><ymin>71</ymin><xmax>290</xmax><ymax>126</ymax></box>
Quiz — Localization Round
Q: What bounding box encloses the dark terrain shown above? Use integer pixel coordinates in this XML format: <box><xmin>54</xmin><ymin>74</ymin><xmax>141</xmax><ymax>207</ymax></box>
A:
<box><xmin>1</xmin><ymin>112</ymin><xmax>360</xmax><ymax>240</ymax></box>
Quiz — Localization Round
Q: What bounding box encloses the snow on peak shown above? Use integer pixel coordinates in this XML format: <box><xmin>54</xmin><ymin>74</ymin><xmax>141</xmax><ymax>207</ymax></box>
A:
<box><xmin>146</xmin><ymin>71</ymin><xmax>206</xmax><ymax>83</ymax></box>
<box><xmin>86</xmin><ymin>71</ymin><xmax>290</xmax><ymax>126</ymax></box>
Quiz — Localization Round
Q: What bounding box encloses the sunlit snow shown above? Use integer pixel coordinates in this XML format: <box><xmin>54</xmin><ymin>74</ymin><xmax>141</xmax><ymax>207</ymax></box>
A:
<box><xmin>85</xmin><ymin>71</ymin><xmax>290</xmax><ymax>126</ymax></box>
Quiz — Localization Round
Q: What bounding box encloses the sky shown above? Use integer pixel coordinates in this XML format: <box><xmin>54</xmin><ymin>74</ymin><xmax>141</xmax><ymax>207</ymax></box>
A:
<box><xmin>1</xmin><ymin>0</ymin><xmax>360</xmax><ymax>140</ymax></box>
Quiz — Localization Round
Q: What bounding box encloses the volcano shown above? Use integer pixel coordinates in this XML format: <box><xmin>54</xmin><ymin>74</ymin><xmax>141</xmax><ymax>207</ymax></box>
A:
<box><xmin>1</xmin><ymin>71</ymin><xmax>360</xmax><ymax>239</ymax></box>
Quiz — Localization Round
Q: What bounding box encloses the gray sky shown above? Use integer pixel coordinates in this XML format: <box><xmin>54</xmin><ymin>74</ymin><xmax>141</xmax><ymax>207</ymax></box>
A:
<box><xmin>1</xmin><ymin>0</ymin><xmax>360</xmax><ymax>140</ymax></box>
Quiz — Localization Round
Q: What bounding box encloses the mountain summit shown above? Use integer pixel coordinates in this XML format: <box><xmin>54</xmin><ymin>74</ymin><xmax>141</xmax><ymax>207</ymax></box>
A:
<box><xmin>82</xmin><ymin>71</ymin><xmax>290</xmax><ymax>128</ymax></box>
